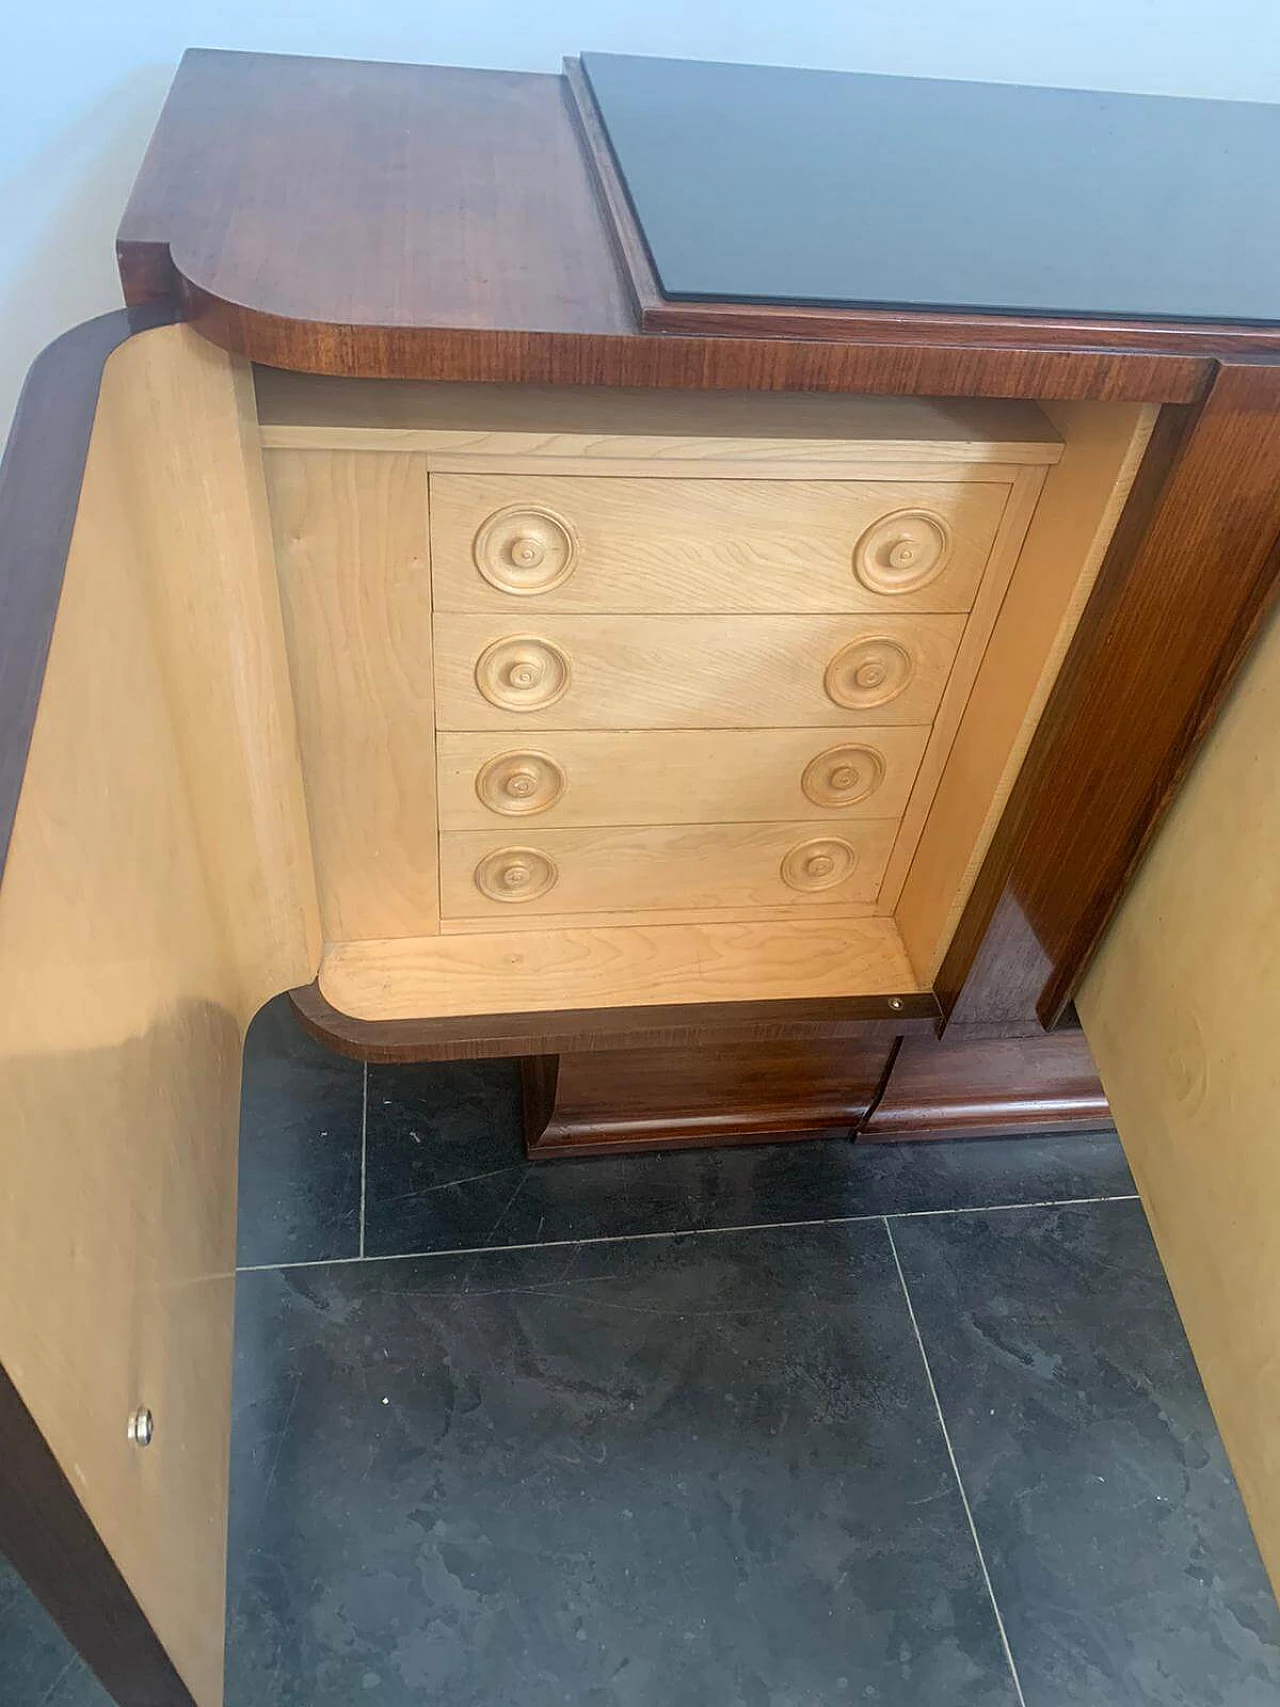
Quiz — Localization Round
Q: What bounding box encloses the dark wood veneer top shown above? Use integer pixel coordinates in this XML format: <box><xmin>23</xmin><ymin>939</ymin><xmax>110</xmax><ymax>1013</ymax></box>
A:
<box><xmin>119</xmin><ymin>50</ymin><xmax>635</xmax><ymax>338</ymax></box>
<box><xmin>581</xmin><ymin>51</ymin><xmax>1280</xmax><ymax>326</ymax></box>
<box><xmin>117</xmin><ymin>47</ymin><xmax>1279</xmax><ymax>387</ymax></box>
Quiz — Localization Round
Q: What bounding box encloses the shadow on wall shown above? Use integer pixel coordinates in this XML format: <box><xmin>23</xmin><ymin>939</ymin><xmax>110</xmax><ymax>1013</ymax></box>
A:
<box><xmin>0</xmin><ymin>64</ymin><xmax>174</xmax><ymax>445</ymax></box>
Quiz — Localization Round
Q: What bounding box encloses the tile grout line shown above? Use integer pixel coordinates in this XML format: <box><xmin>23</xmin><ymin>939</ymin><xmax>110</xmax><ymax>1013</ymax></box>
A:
<box><xmin>236</xmin><ymin>1191</ymin><xmax>1140</xmax><ymax>1275</ymax></box>
<box><xmin>358</xmin><ymin>1063</ymin><xmax>368</xmax><ymax>1260</ymax></box>
<box><xmin>884</xmin><ymin>1217</ymin><xmax>1028</xmax><ymax>1707</ymax></box>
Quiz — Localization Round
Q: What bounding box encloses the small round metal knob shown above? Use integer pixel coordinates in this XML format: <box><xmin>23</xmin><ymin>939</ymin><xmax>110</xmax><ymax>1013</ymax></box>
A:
<box><xmin>127</xmin><ymin>1406</ymin><xmax>154</xmax><ymax>1448</ymax></box>
<box><xmin>853</xmin><ymin>510</ymin><xmax>952</xmax><ymax>596</ymax></box>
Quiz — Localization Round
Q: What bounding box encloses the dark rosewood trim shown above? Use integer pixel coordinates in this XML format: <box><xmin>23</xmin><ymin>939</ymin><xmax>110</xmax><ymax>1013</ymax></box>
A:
<box><xmin>858</xmin><ymin>1029</ymin><xmax>1111</xmax><ymax>1143</ymax></box>
<box><xmin>287</xmin><ymin>980</ymin><xmax>939</xmax><ymax>1064</ymax></box>
<box><xmin>942</xmin><ymin>363</ymin><xmax>1280</xmax><ymax>1025</ymax></box>
<box><xmin>0</xmin><ymin>306</ymin><xmax>174</xmax><ymax>888</ymax></box>
<box><xmin>522</xmin><ymin>1038</ymin><xmax>899</xmax><ymax>1158</ymax></box>
<box><xmin>0</xmin><ymin>1352</ymin><xmax>195</xmax><ymax>1707</ymax></box>
<box><xmin>566</xmin><ymin>57</ymin><xmax>1280</xmax><ymax>361</ymax></box>
<box><xmin>178</xmin><ymin>279</ymin><xmax>1208</xmax><ymax>403</ymax></box>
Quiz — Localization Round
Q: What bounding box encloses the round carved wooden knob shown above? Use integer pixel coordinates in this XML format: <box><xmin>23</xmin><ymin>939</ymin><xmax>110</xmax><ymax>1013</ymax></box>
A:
<box><xmin>801</xmin><ymin>743</ymin><xmax>887</xmax><ymax>808</ymax></box>
<box><xmin>475</xmin><ymin>637</ymin><xmax>571</xmax><ymax>711</ymax></box>
<box><xmin>474</xmin><ymin>846</ymin><xmax>558</xmax><ymax>903</ymax></box>
<box><xmin>475</xmin><ymin>750</ymin><xmax>566</xmax><ymax>816</ymax></box>
<box><xmin>854</xmin><ymin>510</ymin><xmax>952</xmax><ymax>595</ymax></box>
<box><xmin>824</xmin><ymin>637</ymin><xmax>915</xmax><ymax>710</ymax></box>
<box><xmin>780</xmin><ymin>837</ymin><xmax>858</xmax><ymax>892</ymax></box>
<box><xmin>474</xmin><ymin>505</ymin><xmax>578</xmax><ymax>595</ymax></box>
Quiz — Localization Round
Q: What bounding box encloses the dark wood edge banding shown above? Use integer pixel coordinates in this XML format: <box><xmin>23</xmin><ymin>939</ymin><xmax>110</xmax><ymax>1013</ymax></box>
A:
<box><xmin>175</xmin><ymin>274</ymin><xmax>1211</xmax><ymax>404</ymax></box>
<box><xmin>0</xmin><ymin>302</ymin><xmax>193</xmax><ymax>1706</ymax></box>
<box><xmin>941</xmin><ymin>363</ymin><xmax>1280</xmax><ymax>1025</ymax></box>
<box><xmin>0</xmin><ymin>305</ymin><xmax>176</xmax><ymax>888</ymax></box>
<box><xmin>288</xmin><ymin>980</ymin><xmax>940</xmax><ymax>1064</ymax></box>
<box><xmin>0</xmin><ymin>1362</ymin><xmax>196</xmax><ymax>1707</ymax></box>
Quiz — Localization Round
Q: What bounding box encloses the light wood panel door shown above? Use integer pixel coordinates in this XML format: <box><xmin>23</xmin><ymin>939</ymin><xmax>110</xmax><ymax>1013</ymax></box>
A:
<box><xmin>0</xmin><ymin>322</ymin><xmax>319</xmax><ymax>1707</ymax></box>
<box><xmin>1078</xmin><ymin>594</ymin><xmax>1280</xmax><ymax>1601</ymax></box>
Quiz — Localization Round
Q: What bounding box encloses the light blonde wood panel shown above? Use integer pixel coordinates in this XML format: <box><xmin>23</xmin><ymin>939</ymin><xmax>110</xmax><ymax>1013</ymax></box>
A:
<box><xmin>0</xmin><ymin>327</ymin><xmax>318</xmax><ymax>1707</ymax></box>
<box><xmin>441</xmin><ymin>899</ymin><xmax>878</xmax><ymax>933</ymax></box>
<box><xmin>256</xmin><ymin>370</ymin><xmax>1063</xmax><ymax>466</ymax></box>
<box><xmin>265</xmin><ymin>448</ymin><xmax>439</xmax><ymax>940</ymax></box>
<box><xmin>109</xmin><ymin>325</ymin><xmax>320</xmax><ymax>1019</ymax></box>
<box><xmin>440</xmin><ymin>819</ymin><xmax>899</xmax><ymax>920</ymax></box>
<box><xmin>434</xmin><ymin>613</ymin><xmax>964</xmax><ymax>730</ymax></box>
<box><xmin>1078</xmin><ymin>592</ymin><xmax>1280</xmax><ymax>1596</ymax></box>
<box><xmin>437</xmin><ymin>726</ymin><xmax>930</xmax><ymax>830</ymax></box>
<box><xmin>320</xmin><ymin>916</ymin><xmax>923</xmax><ymax>1020</ymax></box>
<box><xmin>896</xmin><ymin>403</ymin><xmax>1159</xmax><ymax>981</ymax></box>
<box><xmin>876</xmin><ymin>465</ymin><xmax>1049</xmax><ymax>912</ymax></box>
<box><xmin>431</xmin><ymin>474</ymin><xmax>1012</xmax><ymax>614</ymax></box>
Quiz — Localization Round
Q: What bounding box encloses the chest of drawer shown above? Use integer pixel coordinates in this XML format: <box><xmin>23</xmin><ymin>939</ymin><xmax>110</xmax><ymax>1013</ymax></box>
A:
<box><xmin>430</xmin><ymin>474</ymin><xmax>1010</xmax><ymax>614</ymax></box>
<box><xmin>433</xmin><ymin>613</ymin><xmax>964</xmax><ymax>730</ymax></box>
<box><xmin>439</xmin><ymin>819</ymin><xmax>898</xmax><ymax>920</ymax></box>
<box><xmin>437</xmin><ymin>726</ymin><xmax>930</xmax><ymax>829</ymax></box>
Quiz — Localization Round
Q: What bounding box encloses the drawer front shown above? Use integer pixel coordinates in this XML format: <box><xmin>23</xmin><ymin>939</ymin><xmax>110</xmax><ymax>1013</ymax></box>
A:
<box><xmin>430</xmin><ymin>474</ymin><xmax>1009</xmax><ymax>614</ymax></box>
<box><xmin>434</xmin><ymin>614</ymin><xmax>964</xmax><ymax>730</ymax></box>
<box><xmin>437</xmin><ymin>727</ymin><xmax>930</xmax><ymax>830</ymax></box>
<box><xmin>439</xmin><ymin>820</ymin><xmax>899</xmax><ymax>919</ymax></box>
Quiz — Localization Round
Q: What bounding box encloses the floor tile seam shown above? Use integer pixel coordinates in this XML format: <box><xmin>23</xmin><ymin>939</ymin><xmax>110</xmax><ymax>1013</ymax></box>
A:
<box><xmin>358</xmin><ymin>1062</ymin><xmax>369</xmax><ymax>1260</ymax></box>
<box><xmin>883</xmin><ymin>1215</ymin><xmax>1029</xmax><ymax>1707</ymax></box>
<box><xmin>234</xmin><ymin>1192</ymin><xmax>1141</xmax><ymax>1274</ymax></box>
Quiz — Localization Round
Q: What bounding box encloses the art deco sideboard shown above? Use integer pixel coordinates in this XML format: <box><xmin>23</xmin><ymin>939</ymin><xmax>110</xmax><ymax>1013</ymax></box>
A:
<box><xmin>4</xmin><ymin>46</ymin><xmax>1280</xmax><ymax>1707</ymax></box>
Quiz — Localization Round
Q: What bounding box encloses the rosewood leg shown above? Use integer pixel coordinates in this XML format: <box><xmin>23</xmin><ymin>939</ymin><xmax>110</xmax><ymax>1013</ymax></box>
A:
<box><xmin>522</xmin><ymin>1029</ymin><xmax>1110</xmax><ymax>1159</ymax></box>
<box><xmin>857</xmin><ymin>1027</ymin><xmax>1110</xmax><ymax>1143</ymax></box>
<box><xmin>522</xmin><ymin>1039</ymin><xmax>898</xmax><ymax>1159</ymax></box>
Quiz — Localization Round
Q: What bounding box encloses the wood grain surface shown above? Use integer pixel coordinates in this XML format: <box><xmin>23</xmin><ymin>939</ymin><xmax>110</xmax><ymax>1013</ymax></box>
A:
<box><xmin>524</xmin><ymin>1038</ymin><xmax>897</xmax><ymax>1156</ymax></box>
<box><xmin>0</xmin><ymin>307</ymin><xmax>199</xmax><ymax>1707</ymax></box>
<box><xmin>938</xmin><ymin>365</ymin><xmax>1280</xmax><ymax>1024</ymax></box>
<box><xmin>119</xmin><ymin>51</ymin><xmax>1213</xmax><ymax>401</ymax></box>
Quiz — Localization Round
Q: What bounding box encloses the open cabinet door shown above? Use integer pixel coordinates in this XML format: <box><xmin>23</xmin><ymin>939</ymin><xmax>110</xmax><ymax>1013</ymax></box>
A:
<box><xmin>0</xmin><ymin>318</ymin><xmax>319</xmax><ymax>1705</ymax></box>
<box><xmin>1079</xmin><ymin>591</ymin><xmax>1280</xmax><ymax>1598</ymax></box>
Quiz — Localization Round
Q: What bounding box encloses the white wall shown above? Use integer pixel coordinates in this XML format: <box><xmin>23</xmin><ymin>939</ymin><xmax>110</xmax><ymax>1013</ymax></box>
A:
<box><xmin>3</xmin><ymin>1</ymin><xmax>1279</xmax><ymax>438</ymax></box>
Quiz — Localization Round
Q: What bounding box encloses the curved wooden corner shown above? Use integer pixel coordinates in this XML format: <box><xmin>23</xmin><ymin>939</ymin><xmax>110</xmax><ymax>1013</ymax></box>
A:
<box><xmin>289</xmin><ymin>978</ymin><xmax>940</xmax><ymax>1065</ymax></box>
<box><xmin>0</xmin><ymin>305</ymin><xmax>175</xmax><ymax>886</ymax></box>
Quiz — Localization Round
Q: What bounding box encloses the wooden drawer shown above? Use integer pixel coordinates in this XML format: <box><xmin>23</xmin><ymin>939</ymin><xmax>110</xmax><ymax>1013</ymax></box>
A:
<box><xmin>439</xmin><ymin>820</ymin><xmax>899</xmax><ymax>919</ymax></box>
<box><xmin>437</xmin><ymin>726</ymin><xmax>930</xmax><ymax>829</ymax></box>
<box><xmin>430</xmin><ymin>474</ymin><xmax>1010</xmax><ymax>614</ymax></box>
<box><xmin>433</xmin><ymin>614</ymin><xmax>964</xmax><ymax>730</ymax></box>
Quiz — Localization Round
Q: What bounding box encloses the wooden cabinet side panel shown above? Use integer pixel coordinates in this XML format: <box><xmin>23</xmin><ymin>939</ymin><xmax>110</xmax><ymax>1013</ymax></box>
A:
<box><xmin>0</xmin><ymin>405</ymin><xmax>238</xmax><ymax>1707</ymax></box>
<box><xmin>265</xmin><ymin>448</ymin><xmax>439</xmax><ymax>940</ymax></box>
<box><xmin>1079</xmin><ymin>593</ymin><xmax>1280</xmax><ymax>1596</ymax></box>
<box><xmin>113</xmin><ymin>329</ymin><xmax>321</xmax><ymax>1018</ymax></box>
<box><xmin>896</xmin><ymin>402</ymin><xmax>1157</xmax><ymax>980</ymax></box>
<box><xmin>0</xmin><ymin>323</ymin><xmax>321</xmax><ymax>1706</ymax></box>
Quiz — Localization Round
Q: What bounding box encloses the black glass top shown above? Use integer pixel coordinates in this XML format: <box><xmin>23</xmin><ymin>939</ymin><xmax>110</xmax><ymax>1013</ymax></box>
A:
<box><xmin>581</xmin><ymin>51</ymin><xmax>1280</xmax><ymax>324</ymax></box>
